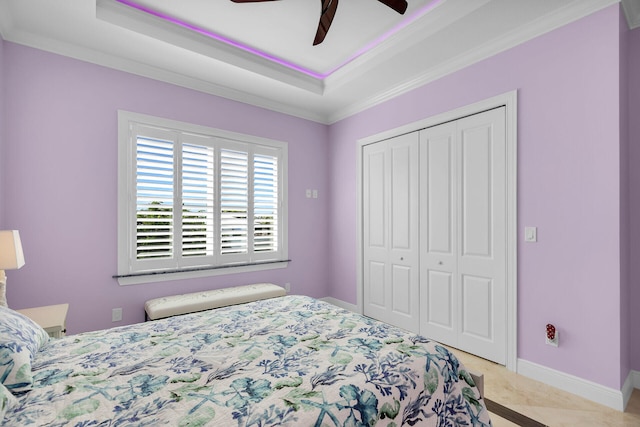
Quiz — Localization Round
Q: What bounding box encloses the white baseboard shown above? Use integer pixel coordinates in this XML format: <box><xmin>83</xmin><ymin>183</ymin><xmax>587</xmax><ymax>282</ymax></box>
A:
<box><xmin>633</xmin><ymin>370</ymin><xmax>640</xmax><ymax>388</ymax></box>
<box><xmin>625</xmin><ymin>370</ymin><xmax>640</xmax><ymax>409</ymax></box>
<box><xmin>518</xmin><ymin>359</ymin><xmax>626</xmax><ymax>411</ymax></box>
<box><xmin>320</xmin><ymin>297</ymin><xmax>359</xmax><ymax>313</ymax></box>
<box><xmin>621</xmin><ymin>371</ymin><xmax>635</xmax><ymax>410</ymax></box>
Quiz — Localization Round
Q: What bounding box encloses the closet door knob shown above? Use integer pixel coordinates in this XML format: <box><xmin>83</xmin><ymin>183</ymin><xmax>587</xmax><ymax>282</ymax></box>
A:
<box><xmin>438</xmin><ymin>261</ymin><xmax>443</xmax><ymax>265</ymax></box>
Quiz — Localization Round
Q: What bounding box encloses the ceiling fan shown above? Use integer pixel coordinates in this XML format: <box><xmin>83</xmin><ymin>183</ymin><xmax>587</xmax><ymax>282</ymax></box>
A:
<box><xmin>230</xmin><ymin>0</ymin><xmax>408</xmax><ymax>45</ymax></box>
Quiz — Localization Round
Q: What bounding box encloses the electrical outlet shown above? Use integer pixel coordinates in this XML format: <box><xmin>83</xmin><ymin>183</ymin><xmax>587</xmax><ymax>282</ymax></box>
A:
<box><xmin>112</xmin><ymin>308</ymin><xmax>123</xmax><ymax>322</ymax></box>
<box><xmin>284</xmin><ymin>282</ymin><xmax>291</xmax><ymax>293</ymax></box>
<box><xmin>545</xmin><ymin>324</ymin><xmax>558</xmax><ymax>347</ymax></box>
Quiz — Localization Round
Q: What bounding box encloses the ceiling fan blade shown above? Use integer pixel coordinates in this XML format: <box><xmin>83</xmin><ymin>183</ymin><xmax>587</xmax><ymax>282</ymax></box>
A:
<box><xmin>377</xmin><ymin>0</ymin><xmax>407</xmax><ymax>14</ymax></box>
<box><xmin>313</xmin><ymin>0</ymin><xmax>339</xmax><ymax>46</ymax></box>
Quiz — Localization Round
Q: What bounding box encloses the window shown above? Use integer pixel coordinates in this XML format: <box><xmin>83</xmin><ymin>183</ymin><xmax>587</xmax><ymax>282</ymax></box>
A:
<box><xmin>117</xmin><ymin>111</ymin><xmax>288</xmax><ymax>285</ymax></box>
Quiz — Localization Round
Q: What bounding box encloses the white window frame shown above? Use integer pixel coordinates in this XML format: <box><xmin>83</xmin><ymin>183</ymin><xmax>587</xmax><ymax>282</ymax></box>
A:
<box><xmin>117</xmin><ymin>111</ymin><xmax>288</xmax><ymax>285</ymax></box>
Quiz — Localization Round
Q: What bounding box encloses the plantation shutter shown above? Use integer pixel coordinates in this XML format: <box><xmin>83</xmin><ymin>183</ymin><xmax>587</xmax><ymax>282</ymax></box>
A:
<box><xmin>119</xmin><ymin>111</ymin><xmax>287</xmax><ymax>281</ymax></box>
<box><xmin>181</xmin><ymin>136</ymin><xmax>215</xmax><ymax>259</ymax></box>
<box><xmin>254</xmin><ymin>152</ymin><xmax>278</xmax><ymax>253</ymax></box>
<box><xmin>135</xmin><ymin>128</ymin><xmax>175</xmax><ymax>261</ymax></box>
<box><xmin>220</xmin><ymin>147</ymin><xmax>249</xmax><ymax>255</ymax></box>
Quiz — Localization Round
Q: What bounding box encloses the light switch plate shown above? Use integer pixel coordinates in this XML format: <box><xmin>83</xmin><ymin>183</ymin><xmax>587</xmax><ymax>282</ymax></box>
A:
<box><xmin>525</xmin><ymin>226</ymin><xmax>537</xmax><ymax>242</ymax></box>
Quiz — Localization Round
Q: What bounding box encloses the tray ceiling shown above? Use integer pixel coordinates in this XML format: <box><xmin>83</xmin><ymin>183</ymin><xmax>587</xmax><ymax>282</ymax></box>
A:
<box><xmin>0</xmin><ymin>0</ymin><xmax>625</xmax><ymax>123</ymax></box>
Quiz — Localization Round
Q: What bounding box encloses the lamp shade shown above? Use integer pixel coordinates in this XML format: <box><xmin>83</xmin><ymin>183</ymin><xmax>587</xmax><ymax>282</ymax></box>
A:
<box><xmin>0</xmin><ymin>230</ymin><xmax>25</xmax><ymax>270</ymax></box>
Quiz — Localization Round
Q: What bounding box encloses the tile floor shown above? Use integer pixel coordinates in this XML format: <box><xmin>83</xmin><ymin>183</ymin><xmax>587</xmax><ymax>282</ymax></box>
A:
<box><xmin>450</xmin><ymin>349</ymin><xmax>640</xmax><ymax>427</ymax></box>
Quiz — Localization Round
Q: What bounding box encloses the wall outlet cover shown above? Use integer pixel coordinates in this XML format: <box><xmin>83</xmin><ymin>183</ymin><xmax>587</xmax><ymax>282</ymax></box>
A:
<box><xmin>545</xmin><ymin>330</ymin><xmax>559</xmax><ymax>347</ymax></box>
<box><xmin>525</xmin><ymin>226</ymin><xmax>537</xmax><ymax>242</ymax></box>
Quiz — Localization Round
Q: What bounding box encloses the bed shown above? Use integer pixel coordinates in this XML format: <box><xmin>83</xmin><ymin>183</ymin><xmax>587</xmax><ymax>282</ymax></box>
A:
<box><xmin>1</xmin><ymin>295</ymin><xmax>492</xmax><ymax>426</ymax></box>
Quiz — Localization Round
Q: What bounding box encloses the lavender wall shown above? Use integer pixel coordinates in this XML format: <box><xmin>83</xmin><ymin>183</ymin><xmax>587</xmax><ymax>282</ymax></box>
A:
<box><xmin>2</xmin><ymin>42</ymin><xmax>330</xmax><ymax>333</ymax></box>
<box><xmin>0</xmin><ymin>38</ymin><xmax>5</xmax><ymax>226</ymax></box>
<box><xmin>628</xmin><ymin>24</ymin><xmax>640</xmax><ymax>372</ymax></box>
<box><xmin>328</xmin><ymin>5</ymin><xmax>625</xmax><ymax>389</ymax></box>
<box><xmin>619</xmin><ymin>10</ymin><xmax>630</xmax><ymax>386</ymax></box>
<box><xmin>1</xmin><ymin>3</ymin><xmax>636</xmax><ymax>392</ymax></box>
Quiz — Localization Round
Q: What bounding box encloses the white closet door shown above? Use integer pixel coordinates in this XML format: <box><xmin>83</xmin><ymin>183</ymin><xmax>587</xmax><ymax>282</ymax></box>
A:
<box><xmin>457</xmin><ymin>108</ymin><xmax>506</xmax><ymax>364</ymax></box>
<box><xmin>419</xmin><ymin>107</ymin><xmax>506</xmax><ymax>365</ymax></box>
<box><xmin>419</xmin><ymin>121</ymin><xmax>458</xmax><ymax>344</ymax></box>
<box><xmin>363</xmin><ymin>132</ymin><xmax>419</xmax><ymax>332</ymax></box>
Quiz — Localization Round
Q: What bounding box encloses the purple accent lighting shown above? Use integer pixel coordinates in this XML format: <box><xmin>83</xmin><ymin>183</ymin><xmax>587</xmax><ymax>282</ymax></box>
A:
<box><xmin>114</xmin><ymin>0</ymin><xmax>324</xmax><ymax>79</ymax></box>
<box><xmin>114</xmin><ymin>0</ymin><xmax>443</xmax><ymax>81</ymax></box>
<box><xmin>326</xmin><ymin>0</ymin><xmax>444</xmax><ymax>76</ymax></box>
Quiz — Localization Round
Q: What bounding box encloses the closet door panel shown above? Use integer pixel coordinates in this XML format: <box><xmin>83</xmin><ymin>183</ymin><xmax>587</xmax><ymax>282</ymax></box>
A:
<box><xmin>426</xmin><ymin>270</ymin><xmax>453</xmax><ymax>328</ymax></box>
<box><xmin>426</xmin><ymin>134</ymin><xmax>454</xmax><ymax>255</ymax></box>
<box><xmin>366</xmin><ymin>149</ymin><xmax>386</xmax><ymax>248</ymax></box>
<box><xmin>363</xmin><ymin>144</ymin><xmax>388</xmax><ymax>315</ymax></box>
<box><xmin>367</xmin><ymin>261</ymin><xmax>386</xmax><ymax>308</ymax></box>
<box><xmin>419</xmin><ymin>122</ymin><xmax>458</xmax><ymax>344</ymax></box>
<box><xmin>460</xmin><ymin>127</ymin><xmax>492</xmax><ymax>258</ymax></box>
<box><xmin>461</xmin><ymin>274</ymin><xmax>493</xmax><ymax>340</ymax></box>
<box><xmin>392</xmin><ymin>265</ymin><xmax>412</xmax><ymax>316</ymax></box>
<box><xmin>457</xmin><ymin>108</ymin><xmax>506</xmax><ymax>365</ymax></box>
<box><xmin>387</xmin><ymin>134</ymin><xmax>420</xmax><ymax>331</ymax></box>
<box><xmin>391</xmin><ymin>144</ymin><xmax>412</xmax><ymax>250</ymax></box>
<box><xmin>363</xmin><ymin>133</ymin><xmax>419</xmax><ymax>333</ymax></box>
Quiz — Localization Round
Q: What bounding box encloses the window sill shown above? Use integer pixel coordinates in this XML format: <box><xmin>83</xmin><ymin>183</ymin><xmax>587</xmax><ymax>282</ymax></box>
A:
<box><xmin>116</xmin><ymin>260</ymin><xmax>289</xmax><ymax>286</ymax></box>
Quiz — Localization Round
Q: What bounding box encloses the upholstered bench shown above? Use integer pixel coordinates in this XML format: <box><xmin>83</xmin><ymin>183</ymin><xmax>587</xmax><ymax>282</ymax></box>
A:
<box><xmin>144</xmin><ymin>283</ymin><xmax>286</xmax><ymax>320</ymax></box>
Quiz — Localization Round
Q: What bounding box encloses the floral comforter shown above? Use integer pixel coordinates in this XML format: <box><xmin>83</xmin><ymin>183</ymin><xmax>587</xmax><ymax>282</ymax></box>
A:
<box><xmin>6</xmin><ymin>295</ymin><xmax>492</xmax><ymax>426</ymax></box>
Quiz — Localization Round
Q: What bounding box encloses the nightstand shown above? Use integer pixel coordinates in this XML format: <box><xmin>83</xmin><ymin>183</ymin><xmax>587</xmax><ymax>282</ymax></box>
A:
<box><xmin>17</xmin><ymin>303</ymin><xmax>69</xmax><ymax>338</ymax></box>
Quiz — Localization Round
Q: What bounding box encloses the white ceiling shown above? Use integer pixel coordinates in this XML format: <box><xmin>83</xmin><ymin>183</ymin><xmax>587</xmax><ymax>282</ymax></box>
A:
<box><xmin>0</xmin><ymin>0</ymin><xmax>633</xmax><ymax>124</ymax></box>
<box><xmin>124</xmin><ymin>0</ymin><xmax>439</xmax><ymax>77</ymax></box>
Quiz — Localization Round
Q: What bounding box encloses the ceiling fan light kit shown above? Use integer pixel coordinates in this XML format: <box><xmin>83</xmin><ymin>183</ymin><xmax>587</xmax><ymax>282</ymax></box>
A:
<box><xmin>231</xmin><ymin>0</ymin><xmax>408</xmax><ymax>45</ymax></box>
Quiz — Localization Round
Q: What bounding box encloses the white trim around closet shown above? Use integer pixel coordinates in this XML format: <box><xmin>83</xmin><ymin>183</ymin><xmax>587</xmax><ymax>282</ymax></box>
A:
<box><xmin>355</xmin><ymin>90</ymin><xmax>518</xmax><ymax>371</ymax></box>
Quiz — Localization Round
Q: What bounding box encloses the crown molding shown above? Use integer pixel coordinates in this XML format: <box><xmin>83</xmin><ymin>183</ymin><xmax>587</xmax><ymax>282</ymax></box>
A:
<box><xmin>0</xmin><ymin>2</ymin><xmax>13</xmax><ymax>40</ymax></box>
<box><xmin>1</xmin><ymin>29</ymin><xmax>328</xmax><ymax>124</ymax></box>
<box><xmin>96</xmin><ymin>0</ymin><xmax>325</xmax><ymax>95</ymax></box>
<box><xmin>1</xmin><ymin>0</ymin><xmax>621</xmax><ymax>126</ymax></box>
<box><xmin>324</xmin><ymin>0</ymin><xmax>491</xmax><ymax>91</ymax></box>
<box><xmin>327</xmin><ymin>0</ymin><xmax>618</xmax><ymax>124</ymax></box>
<box><xmin>622</xmin><ymin>0</ymin><xmax>640</xmax><ymax>28</ymax></box>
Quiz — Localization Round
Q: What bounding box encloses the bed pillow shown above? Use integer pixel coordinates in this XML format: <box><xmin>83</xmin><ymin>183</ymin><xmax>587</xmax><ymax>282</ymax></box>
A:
<box><xmin>0</xmin><ymin>306</ymin><xmax>49</xmax><ymax>393</ymax></box>
<box><xmin>0</xmin><ymin>382</ymin><xmax>17</xmax><ymax>420</ymax></box>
